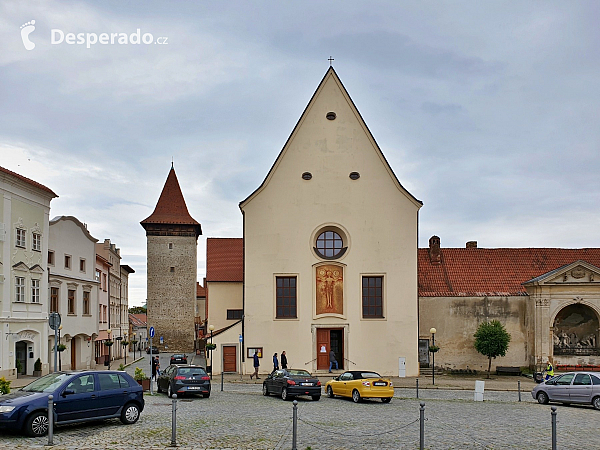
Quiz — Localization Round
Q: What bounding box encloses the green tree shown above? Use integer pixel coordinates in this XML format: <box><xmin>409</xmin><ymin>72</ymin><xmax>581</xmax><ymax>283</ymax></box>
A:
<box><xmin>129</xmin><ymin>306</ymin><xmax>147</xmax><ymax>314</ymax></box>
<box><xmin>474</xmin><ymin>320</ymin><xmax>511</xmax><ymax>379</ymax></box>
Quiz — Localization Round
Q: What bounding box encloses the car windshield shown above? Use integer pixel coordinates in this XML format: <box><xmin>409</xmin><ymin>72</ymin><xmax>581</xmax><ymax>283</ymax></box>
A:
<box><xmin>287</xmin><ymin>369</ymin><xmax>311</xmax><ymax>377</ymax></box>
<box><xmin>177</xmin><ymin>367</ymin><xmax>206</xmax><ymax>376</ymax></box>
<box><xmin>172</xmin><ymin>354</ymin><xmax>185</xmax><ymax>358</ymax></box>
<box><xmin>21</xmin><ymin>373</ymin><xmax>72</xmax><ymax>393</ymax></box>
<box><xmin>360</xmin><ymin>372</ymin><xmax>382</xmax><ymax>378</ymax></box>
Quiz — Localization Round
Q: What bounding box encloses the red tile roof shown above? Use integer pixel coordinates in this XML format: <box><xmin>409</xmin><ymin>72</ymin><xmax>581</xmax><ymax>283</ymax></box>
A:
<box><xmin>0</xmin><ymin>165</ymin><xmax>58</xmax><ymax>197</ymax></box>
<box><xmin>196</xmin><ymin>282</ymin><xmax>206</xmax><ymax>297</ymax></box>
<box><xmin>129</xmin><ymin>313</ymin><xmax>147</xmax><ymax>327</ymax></box>
<box><xmin>206</xmin><ymin>238</ymin><xmax>243</xmax><ymax>282</ymax></box>
<box><xmin>418</xmin><ymin>248</ymin><xmax>600</xmax><ymax>297</ymax></box>
<box><xmin>141</xmin><ymin>167</ymin><xmax>200</xmax><ymax>227</ymax></box>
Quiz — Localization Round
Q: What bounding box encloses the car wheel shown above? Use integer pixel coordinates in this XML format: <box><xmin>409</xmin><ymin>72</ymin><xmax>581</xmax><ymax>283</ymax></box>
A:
<box><xmin>327</xmin><ymin>386</ymin><xmax>335</xmax><ymax>398</ymax></box>
<box><xmin>120</xmin><ymin>403</ymin><xmax>140</xmax><ymax>425</ymax></box>
<box><xmin>203</xmin><ymin>392</ymin><xmax>210</xmax><ymax>399</ymax></box>
<box><xmin>25</xmin><ymin>411</ymin><xmax>49</xmax><ymax>437</ymax></box>
<box><xmin>381</xmin><ymin>397</ymin><xmax>392</xmax><ymax>403</ymax></box>
<box><xmin>167</xmin><ymin>384</ymin><xmax>173</xmax><ymax>398</ymax></box>
<box><xmin>593</xmin><ymin>396</ymin><xmax>600</xmax><ymax>411</ymax></box>
<box><xmin>312</xmin><ymin>395</ymin><xmax>321</xmax><ymax>401</ymax></box>
<box><xmin>352</xmin><ymin>389</ymin><xmax>361</xmax><ymax>403</ymax></box>
<box><xmin>262</xmin><ymin>383</ymin><xmax>269</xmax><ymax>396</ymax></box>
<box><xmin>537</xmin><ymin>391</ymin><xmax>549</xmax><ymax>405</ymax></box>
<box><xmin>281</xmin><ymin>387</ymin><xmax>289</xmax><ymax>401</ymax></box>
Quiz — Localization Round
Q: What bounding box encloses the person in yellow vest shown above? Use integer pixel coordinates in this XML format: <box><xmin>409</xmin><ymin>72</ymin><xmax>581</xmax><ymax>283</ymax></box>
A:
<box><xmin>545</xmin><ymin>360</ymin><xmax>554</xmax><ymax>380</ymax></box>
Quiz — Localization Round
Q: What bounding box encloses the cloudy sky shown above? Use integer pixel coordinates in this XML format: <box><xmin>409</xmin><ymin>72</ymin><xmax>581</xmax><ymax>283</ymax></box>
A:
<box><xmin>2</xmin><ymin>1</ymin><xmax>599</xmax><ymax>306</ymax></box>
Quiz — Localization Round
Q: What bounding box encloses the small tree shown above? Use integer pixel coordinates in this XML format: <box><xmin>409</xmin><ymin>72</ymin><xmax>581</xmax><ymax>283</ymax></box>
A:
<box><xmin>474</xmin><ymin>320</ymin><xmax>511</xmax><ymax>379</ymax></box>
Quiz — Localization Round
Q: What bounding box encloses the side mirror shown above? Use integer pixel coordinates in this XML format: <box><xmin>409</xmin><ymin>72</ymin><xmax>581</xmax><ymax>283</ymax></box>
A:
<box><xmin>62</xmin><ymin>389</ymin><xmax>75</xmax><ymax>397</ymax></box>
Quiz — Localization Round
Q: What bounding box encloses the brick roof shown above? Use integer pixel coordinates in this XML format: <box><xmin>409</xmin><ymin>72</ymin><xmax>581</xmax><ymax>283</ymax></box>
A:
<box><xmin>141</xmin><ymin>167</ymin><xmax>200</xmax><ymax>226</ymax></box>
<box><xmin>418</xmin><ymin>247</ymin><xmax>600</xmax><ymax>297</ymax></box>
<box><xmin>196</xmin><ymin>282</ymin><xmax>206</xmax><ymax>297</ymax></box>
<box><xmin>0</xmin><ymin>165</ymin><xmax>58</xmax><ymax>197</ymax></box>
<box><xmin>206</xmin><ymin>238</ymin><xmax>243</xmax><ymax>282</ymax></box>
<box><xmin>129</xmin><ymin>313</ymin><xmax>147</xmax><ymax>327</ymax></box>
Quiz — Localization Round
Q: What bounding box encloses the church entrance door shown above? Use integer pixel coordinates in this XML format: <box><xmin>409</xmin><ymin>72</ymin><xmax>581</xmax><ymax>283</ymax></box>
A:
<box><xmin>316</xmin><ymin>328</ymin><xmax>344</xmax><ymax>371</ymax></box>
<box><xmin>223</xmin><ymin>346</ymin><xmax>237</xmax><ymax>373</ymax></box>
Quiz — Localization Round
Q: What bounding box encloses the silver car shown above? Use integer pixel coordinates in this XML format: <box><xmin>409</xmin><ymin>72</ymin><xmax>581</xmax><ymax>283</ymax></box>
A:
<box><xmin>532</xmin><ymin>371</ymin><xmax>600</xmax><ymax>410</ymax></box>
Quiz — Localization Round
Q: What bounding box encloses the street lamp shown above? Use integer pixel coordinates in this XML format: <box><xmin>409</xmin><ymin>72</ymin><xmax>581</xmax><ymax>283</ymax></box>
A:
<box><xmin>58</xmin><ymin>325</ymin><xmax>63</xmax><ymax>371</ymax></box>
<box><xmin>132</xmin><ymin>333</ymin><xmax>137</xmax><ymax>361</ymax></box>
<box><xmin>124</xmin><ymin>333</ymin><xmax>128</xmax><ymax>365</ymax></box>
<box><xmin>208</xmin><ymin>324</ymin><xmax>215</xmax><ymax>380</ymax></box>
<box><xmin>107</xmin><ymin>329</ymin><xmax>112</xmax><ymax>370</ymax></box>
<box><xmin>430</xmin><ymin>327</ymin><xmax>437</xmax><ymax>386</ymax></box>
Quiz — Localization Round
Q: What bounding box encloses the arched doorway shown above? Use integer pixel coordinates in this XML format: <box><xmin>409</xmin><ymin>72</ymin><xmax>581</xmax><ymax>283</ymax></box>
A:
<box><xmin>553</xmin><ymin>304</ymin><xmax>599</xmax><ymax>356</ymax></box>
<box><xmin>15</xmin><ymin>341</ymin><xmax>28</xmax><ymax>375</ymax></box>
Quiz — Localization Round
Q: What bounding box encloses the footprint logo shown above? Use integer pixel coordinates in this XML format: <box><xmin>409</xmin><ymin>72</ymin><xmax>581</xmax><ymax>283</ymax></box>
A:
<box><xmin>20</xmin><ymin>20</ymin><xmax>36</xmax><ymax>50</ymax></box>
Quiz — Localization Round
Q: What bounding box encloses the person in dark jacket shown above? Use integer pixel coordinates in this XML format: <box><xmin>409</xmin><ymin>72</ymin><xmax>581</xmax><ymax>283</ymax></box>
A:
<box><xmin>281</xmin><ymin>351</ymin><xmax>288</xmax><ymax>369</ymax></box>
<box><xmin>273</xmin><ymin>353</ymin><xmax>279</xmax><ymax>371</ymax></box>
<box><xmin>152</xmin><ymin>356</ymin><xmax>157</xmax><ymax>380</ymax></box>
<box><xmin>329</xmin><ymin>350</ymin><xmax>338</xmax><ymax>373</ymax></box>
<box><xmin>250</xmin><ymin>351</ymin><xmax>260</xmax><ymax>379</ymax></box>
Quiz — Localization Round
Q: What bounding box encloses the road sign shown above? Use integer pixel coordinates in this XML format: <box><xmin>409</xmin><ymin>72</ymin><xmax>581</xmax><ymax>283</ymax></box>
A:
<box><xmin>239</xmin><ymin>334</ymin><xmax>243</xmax><ymax>343</ymax></box>
<box><xmin>149</xmin><ymin>326</ymin><xmax>155</xmax><ymax>338</ymax></box>
<box><xmin>49</xmin><ymin>312</ymin><xmax>61</xmax><ymax>330</ymax></box>
<box><xmin>159</xmin><ymin>336</ymin><xmax>164</xmax><ymax>344</ymax></box>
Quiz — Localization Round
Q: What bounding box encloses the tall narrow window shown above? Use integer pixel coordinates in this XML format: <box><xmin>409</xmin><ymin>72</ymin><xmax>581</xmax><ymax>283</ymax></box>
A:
<box><xmin>83</xmin><ymin>291</ymin><xmax>90</xmax><ymax>315</ymax></box>
<box><xmin>79</xmin><ymin>259</ymin><xmax>86</xmax><ymax>272</ymax></box>
<box><xmin>276</xmin><ymin>276</ymin><xmax>297</xmax><ymax>318</ymax></box>
<box><xmin>16</xmin><ymin>229</ymin><xmax>26</xmax><ymax>248</ymax></box>
<box><xmin>65</xmin><ymin>255</ymin><xmax>71</xmax><ymax>269</ymax></box>
<box><xmin>362</xmin><ymin>276</ymin><xmax>383</xmax><ymax>318</ymax></box>
<box><xmin>31</xmin><ymin>279</ymin><xmax>40</xmax><ymax>303</ymax></box>
<box><xmin>68</xmin><ymin>289</ymin><xmax>76</xmax><ymax>315</ymax></box>
<box><xmin>15</xmin><ymin>277</ymin><xmax>25</xmax><ymax>302</ymax></box>
<box><xmin>32</xmin><ymin>233</ymin><xmax>41</xmax><ymax>251</ymax></box>
<box><xmin>48</xmin><ymin>251</ymin><xmax>55</xmax><ymax>266</ymax></box>
<box><xmin>95</xmin><ymin>269</ymin><xmax>101</xmax><ymax>282</ymax></box>
<box><xmin>50</xmin><ymin>287</ymin><xmax>59</xmax><ymax>313</ymax></box>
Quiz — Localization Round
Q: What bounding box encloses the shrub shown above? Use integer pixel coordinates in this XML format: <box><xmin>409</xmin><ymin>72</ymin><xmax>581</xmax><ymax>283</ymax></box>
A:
<box><xmin>0</xmin><ymin>377</ymin><xmax>10</xmax><ymax>395</ymax></box>
<box><xmin>34</xmin><ymin>358</ymin><xmax>42</xmax><ymax>371</ymax></box>
<box><xmin>118</xmin><ymin>363</ymin><xmax>126</xmax><ymax>371</ymax></box>
<box><xmin>134</xmin><ymin>367</ymin><xmax>148</xmax><ymax>381</ymax></box>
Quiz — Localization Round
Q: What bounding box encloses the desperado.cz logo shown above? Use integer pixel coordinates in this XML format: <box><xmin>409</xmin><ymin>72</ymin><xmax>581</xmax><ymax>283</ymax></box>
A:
<box><xmin>20</xmin><ymin>19</ymin><xmax>168</xmax><ymax>50</ymax></box>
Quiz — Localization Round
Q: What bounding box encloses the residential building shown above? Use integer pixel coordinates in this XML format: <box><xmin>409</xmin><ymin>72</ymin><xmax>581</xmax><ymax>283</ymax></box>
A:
<box><xmin>95</xmin><ymin>253</ymin><xmax>111</xmax><ymax>366</ymax></box>
<box><xmin>96</xmin><ymin>239</ymin><xmax>122</xmax><ymax>361</ymax></box>
<box><xmin>128</xmin><ymin>313</ymin><xmax>147</xmax><ymax>354</ymax></box>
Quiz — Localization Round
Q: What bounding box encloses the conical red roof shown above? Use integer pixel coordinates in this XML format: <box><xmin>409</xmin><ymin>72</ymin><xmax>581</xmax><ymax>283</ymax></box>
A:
<box><xmin>141</xmin><ymin>167</ymin><xmax>200</xmax><ymax>227</ymax></box>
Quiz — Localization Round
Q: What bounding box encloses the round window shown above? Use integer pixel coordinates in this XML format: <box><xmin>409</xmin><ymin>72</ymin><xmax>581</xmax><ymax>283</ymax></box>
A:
<box><xmin>315</xmin><ymin>230</ymin><xmax>344</xmax><ymax>258</ymax></box>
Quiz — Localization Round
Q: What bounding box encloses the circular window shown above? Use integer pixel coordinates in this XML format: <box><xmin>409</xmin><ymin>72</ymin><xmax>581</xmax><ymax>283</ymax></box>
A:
<box><xmin>349</xmin><ymin>172</ymin><xmax>360</xmax><ymax>180</ymax></box>
<box><xmin>315</xmin><ymin>230</ymin><xmax>345</xmax><ymax>259</ymax></box>
<box><xmin>326</xmin><ymin>112</ymin><xmax>337</xmax><ymax>120</ymax></box>
<box><xmin>302</xmin><ymin>172</ymin><xmax>312</xmax><ymax>180</ymax></box>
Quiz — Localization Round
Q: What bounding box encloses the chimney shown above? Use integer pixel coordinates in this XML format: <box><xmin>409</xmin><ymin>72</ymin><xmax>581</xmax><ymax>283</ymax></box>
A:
<box><xmin>466</xmin><ymin>241</ymin><xmax>477</xmax><ymax>249</ymax></box>
<box><xmin>429</xmin><ymin>235</ymin><xmax>441</xmax><ymax>264</ymax></box>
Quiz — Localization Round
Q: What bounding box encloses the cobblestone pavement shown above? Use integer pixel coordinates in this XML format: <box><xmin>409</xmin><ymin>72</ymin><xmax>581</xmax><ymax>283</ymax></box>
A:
<box><xmin>1</xmin><ymin>381</ymin><xmax>598</xmax><ymax>449</ymax></box>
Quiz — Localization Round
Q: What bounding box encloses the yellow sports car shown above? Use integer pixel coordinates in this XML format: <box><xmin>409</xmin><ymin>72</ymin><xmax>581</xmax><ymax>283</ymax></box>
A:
<box><xmin>325</xmin><ymin>370</ymin><xmax>394</xmax><ymax>403</ymax></box>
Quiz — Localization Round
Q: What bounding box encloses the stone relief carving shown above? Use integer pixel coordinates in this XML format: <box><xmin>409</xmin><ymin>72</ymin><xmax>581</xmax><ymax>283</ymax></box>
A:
<box><xmin>571</xmin><ymin>267</ymin><xmax>585</xmax><ymax>279</ymax></box>
<box><xmin>553</xmin><ymin>303</ymin><xmax>599</xmax><ymax>355</ymax></box>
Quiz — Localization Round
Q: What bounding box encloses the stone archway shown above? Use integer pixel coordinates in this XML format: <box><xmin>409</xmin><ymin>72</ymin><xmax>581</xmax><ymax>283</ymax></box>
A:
<box><xmin>553</xmin><ymin>304</ymin><xmax>599</xmax><ymax>356</ymax></box>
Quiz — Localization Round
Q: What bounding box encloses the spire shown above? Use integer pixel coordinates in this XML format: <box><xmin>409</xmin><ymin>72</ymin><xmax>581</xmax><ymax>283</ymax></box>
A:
<box><xmin>141</xmin><ymin>167</ymin><xmax>202</xmax><ymax>236</ymax></box>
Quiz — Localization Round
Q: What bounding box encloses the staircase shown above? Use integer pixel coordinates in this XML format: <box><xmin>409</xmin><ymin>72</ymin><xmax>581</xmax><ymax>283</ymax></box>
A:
<box><xmin>419</xmin><ymin>367</ymin><xmax>444</xmax><ymax>377</ymax></box>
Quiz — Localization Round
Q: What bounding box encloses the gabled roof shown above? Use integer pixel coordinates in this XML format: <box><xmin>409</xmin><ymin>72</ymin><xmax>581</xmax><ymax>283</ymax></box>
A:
<box><xmin>141</xmin><ymin>167</ymin><xmax>201</xmax><ymax>231</ymax></box>
<box><xmin>0</xmin><ymin>165</ymin><xmax>58</xmax><ymax>197</ymax></box>
<box><xmin>206</xmin><ymin>238</ymin><xmax>243</xmax><ymax>282</ymax></box>
<box><xmin>523</xmin><ymin>260</ymin><xmax>600</xmax><ymax>285</ymax></box>
<box><xmin>129</xmin><ymin>313</ymin><xmax>147</xmax><ymax>327</ymax></box>
<box><xmin>196</xmin><ymin>282</ymin><xmax>206</xmax><ymax>297</ymax></box>
<box><xmin>50</xmin><ymin>215</ymin><xmax>98</xmax><ymax>243</ymax></box>
<box><xmin>239</xmin><ymin>67</ymin><xmax>422</xmax><ymax>209</ymax></box>
<box><xmin>418</xmin><ymin>247</ymin><xmax>600</xmax><ymax>297</ymax></box>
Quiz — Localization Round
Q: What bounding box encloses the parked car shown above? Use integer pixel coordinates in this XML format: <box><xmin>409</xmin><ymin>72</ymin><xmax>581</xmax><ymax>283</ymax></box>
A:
<box><xmin>170</xmin><ymin>354</ymin><xmax>188</xmax><ymax>365</ymax></box>
<box><xmin>157</xmin><ymin>365</ymin><xmax>210</xmax><ymax>398</ymax></box>
<box><xmin>262</xmin><ymin>369</ymin><xmax>321</xmax><ymax>401</ymax></box>
<box><xmin>531</xmin><ymin>371</ymin><xmax>600</xmax><ymax>409</ymax></box>
<box><xmin>0</xmin><ymin>370</ymin><xmax>144</xmax><ymax>437</ymax></box>
<box><xmin>325</xmin><ymin>370</ymin><xmax>394</xmax><ymax>403</ymax></box>
<box><xmin>146</xmin><ymin>346</ymin><xmax>159</xmax><ymax>354</ymax></box>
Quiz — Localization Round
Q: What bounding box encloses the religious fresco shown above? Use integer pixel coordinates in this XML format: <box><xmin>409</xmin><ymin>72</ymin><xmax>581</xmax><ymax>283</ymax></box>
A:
<box><xmin>553</xmin><ymin>304</ymin><xmax>599</xmax><ymax>355</ymax></box>
<box><xmin>316</xmin><ymin>265</ymin><xmax>343</xmax><ymax>315</ymax></box>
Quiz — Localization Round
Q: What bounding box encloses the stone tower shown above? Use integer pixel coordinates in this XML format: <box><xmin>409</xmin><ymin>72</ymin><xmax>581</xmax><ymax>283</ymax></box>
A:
<box><xmin>141</xmin><ymin>166</ymin><xmax>201</xmax><ymax>352</ymax></box>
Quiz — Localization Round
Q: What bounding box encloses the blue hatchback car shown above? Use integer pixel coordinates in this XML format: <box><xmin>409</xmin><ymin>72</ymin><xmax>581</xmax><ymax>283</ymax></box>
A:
<box><xmin>0</xmin><ymin>370</ymin><xmax>144</xmax><ymax>437</ymax></box>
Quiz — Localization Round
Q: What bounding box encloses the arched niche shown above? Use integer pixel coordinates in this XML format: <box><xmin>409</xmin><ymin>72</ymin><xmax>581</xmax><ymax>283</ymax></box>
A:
<box><xmin>553</xmin><ymin>303</ymin><xmax>599</xmax><ymax>356</ymax></box>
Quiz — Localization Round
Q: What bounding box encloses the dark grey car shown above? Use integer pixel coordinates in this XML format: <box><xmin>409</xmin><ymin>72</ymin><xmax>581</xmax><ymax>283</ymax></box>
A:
<box><xmin>531</xmin><ymin>371</ymin><xmax>600</xmax><ymax>409</ymax></box>
<box><xmin>157</xmin><ymin>365</ymin><xmax>210</xmax><ymax>398</ymax></box>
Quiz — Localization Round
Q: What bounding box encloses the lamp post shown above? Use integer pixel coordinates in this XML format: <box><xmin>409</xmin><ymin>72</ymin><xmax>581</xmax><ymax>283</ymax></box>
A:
<box><xmin>208</xmin><ymin>324</ymin><xmax>214</xmax><ymax>380</ymax></box>
<box><xmin>124</xmin><ymin>333</ymin><xmax>128</xmax><ymax>365</ymax></box>
<box><xmin>58</xmin><ymin>325</ymin><xmax>63</xmax><ymax>371</ymax></box>
<box><xmin>132</xmin><ymin>333</ymin><xmax>136</xmax><ymax>361</ymax></box>
<box><xmin>430</xmin><ymin>327</ymin><xmax>437</xmax><ymax>386</ymax></box>
<box><xmin>107</xmin><ymin>329</ymin><xmax>112</xmax><ymax>370</ymax></box>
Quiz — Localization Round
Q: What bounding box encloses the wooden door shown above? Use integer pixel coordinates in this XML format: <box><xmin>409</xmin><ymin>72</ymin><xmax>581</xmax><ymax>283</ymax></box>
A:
<box><xmin>317</xmin><ymin>329</ymin><xmax>330</xmax><ymax>370</ymax></box>
<box><xmin>223</xmin><ymin>346</ymin><xmax>237</xmax><ymax>373</ymax></box>
<box><xmin>71</xmin><ymin>339</ymin><xmax>76</xmax><ymax>370</ymax></box>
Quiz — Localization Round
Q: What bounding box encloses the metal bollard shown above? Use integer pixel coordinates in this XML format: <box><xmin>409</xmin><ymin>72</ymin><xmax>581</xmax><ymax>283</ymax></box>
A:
<box><xmin>419</xmin><ymin>401</ymin><xmax>425</xmax><ymax>450</ymax></box>
<box><xmin>221</xmin><ymin>370</ymin><xmax>224</xmax><ymax>392</ymax></box>
<box><xmin>47</xmin><ymin>395</ymin><xmax>54</xmax><ymax>446</ymax></box>
<box><xmin>416</xmin><ymin>378</ymin><xmax>419</xmax><ymax>399</ymax></box>
<box><xmin>518</xmin><ymin>380</ymin><xmax>521</xmax><ymax>402</ymax></box>
<box><xmin>170</xmin><ymin>394</ymin><xmax>178</xmax><ymax>447</ymax></box>
<box><xmin>551</xmin><ymin>406</ymin><xmax>557</xmax><ymax>450</ymax></box>
<box><xmin>292</xmin><ymin>399</ymin><xmax>298</xmax><ymax>450</ymax></box>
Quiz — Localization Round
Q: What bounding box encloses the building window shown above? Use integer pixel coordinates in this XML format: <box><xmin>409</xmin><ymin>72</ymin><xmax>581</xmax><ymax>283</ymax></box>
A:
<box><xmin>170</xmin><ymin>267</ymin><xmax>175</xmax><ymax>273</ymax></box>
<box><xmin>362</xmin><ymin>276</ymin><xmax>383</xmax><ymax>318</ymax></box>
<box><xmin>276</xmin><ymin>276</ymin><xmax>297</xmax><ymax>318</ymax></box>
<box><xmin>168</xmin><ymin>243</ymin><xmax>173</xmax><ymax>249</ymax></box>
<box><xmin>95</xmin><ymin>269</ymin><xmax>101</xmax><ymax>282</ymax></box>
<box><xmin>15</xmin><ymin>277</ymin><xmax>25</xmax><ymax>302</ymax></box>
<box><xmin>83</xmin><ymin>291</ymin><xmax>90</xmax><ymax>315</ymax></box>
<box><xmin>79</xmin><ymin>259</ymin><xmax>86</xmax><ymax>272</ymax></box>
<box><xmin>227</xmin><ymin>309</ymin><xmax>243</xmax><ymax>320</ymax></box>
<box><xmin>314</xmin><ymin>229</ymin><xmax>347</xmax><ymax>259</ymax></box>
<box><xmin>103</xmin><ymin>305</ymin><xmax>108</xmax><ymax>323</ymax></box>
<box><xmin>16</xmin><ymin>228</ymin><xmax>26</xmax><ymax>248</ymax></box>
<box><xmin>31</xmin><ymin>279</ymin><xmax>40</xmax><ymax>303</ymax></box>
<box><xmin>68</xmin><ymin>289</ymin><xmax>76</xmax><ymax>315</ymax></box>
<box><xmin>48</xmin><ymin>250</ymin><xmax>55</xmax><ymax>266</ymax></box>
<box><xmin>51</xmin><ymin>287</ymin><xmax>59</xmax><ymax>313</ymax></box>
<box><xmin>32</xmin><ymin>233</ymin><xmax>41</xmax><ymax>251</ymax></box>
<box><xmin>103</xmin><ymin>274</ymin><xmax>107</xmax><ymax>291</ymax></box>
<box><xmin>65</xmin><ymin>255</ymin><xmax>71</xmax><ymax>269</ymax></box>
<box><xmin>99</xmin><ymin>304</ymin><xmax>102</xmax><ymax>321</ymax></box>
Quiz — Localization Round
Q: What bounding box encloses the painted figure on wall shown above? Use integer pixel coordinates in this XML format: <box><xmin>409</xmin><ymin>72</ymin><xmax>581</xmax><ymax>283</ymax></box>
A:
<box><xmin>316</xmin><ymin>265</ymin><xmax>343</xmax><ymax>315</ymax></box>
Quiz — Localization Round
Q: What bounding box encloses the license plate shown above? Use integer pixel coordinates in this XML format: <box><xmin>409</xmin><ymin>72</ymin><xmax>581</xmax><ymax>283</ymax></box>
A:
<box><xmin>188</xmin><ymin>386</ymin><xmax>201</xmax><ymax>390</ymax></box>
<box><xmin>374</xmin><ymin>382</ymin><xmax>387</xmax><ymax>386</ymax></box>
<box><xmin>301</xmin><ymin>383</ymin><xmax>312</xmax><ymax>386</ymax></box>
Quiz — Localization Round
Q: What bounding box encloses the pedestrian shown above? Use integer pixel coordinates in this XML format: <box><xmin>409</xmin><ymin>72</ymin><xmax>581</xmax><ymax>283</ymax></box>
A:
<box><xmin>273</xmin><ymin>352</ymin><xmax>279</xmax><ymax>371</ymax></box>
<box><xmin>329</xmin><ymin>349</ymin><xmax>338</xmax><ymax>373</ymax></box>
<box><xmin>152</xmin><ymin>356</ymin><xmax>157</xmax><ymax>380</ymax></box>
<box><xmin>250</xmin><ymin>351</ymin><xmax>260</xmax><ymax>379</ymax></box>
<box><xmin>545</xmin><ymin>359</ymin><xmax>554</xmax><ymax>380</ymax></box>
<box><xmin>155</xmin><ymin>356</ymin><xmax>161</xmax><ymax>377</ymax></box>
<box><xmin>281</xmin><ymin>351</ymin><xmax>288</xmax><ymax>369</ymax></box>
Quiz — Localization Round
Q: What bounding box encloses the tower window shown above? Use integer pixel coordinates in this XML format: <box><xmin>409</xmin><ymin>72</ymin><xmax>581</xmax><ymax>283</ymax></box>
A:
<box><xmin>170</xmin><ymin>267</ymin><xmax>175</xmax><ymax>273</ymax></box>
<box><xmin>169</xmin><ymin>243</ymin><xmax>173</xmax><ymax>249</ymax></box>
